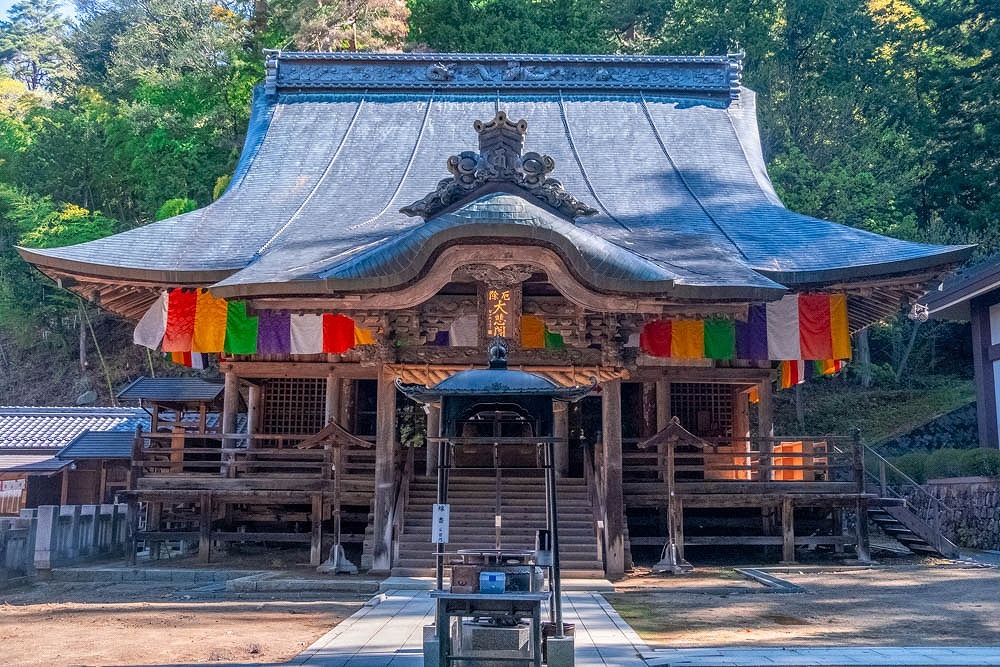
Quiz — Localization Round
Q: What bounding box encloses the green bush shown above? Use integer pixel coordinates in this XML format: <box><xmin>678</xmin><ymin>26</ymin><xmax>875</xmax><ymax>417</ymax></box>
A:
<box><xmin>892</xmin><ymin>447</ymin><xmax>1000</xmax><ymax>482</ymax></box>
<box><xmin>154</xmin><ymin>197</ymin><xmax>197</xmax><ymax>221</ymax></box>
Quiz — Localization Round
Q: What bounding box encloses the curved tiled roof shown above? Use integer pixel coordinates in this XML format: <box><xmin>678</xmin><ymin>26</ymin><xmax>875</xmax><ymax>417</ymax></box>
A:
<box><xmin>19</xmin><ymin>52</ymin><xmax>972</xmax><ymax>303</ymax></box>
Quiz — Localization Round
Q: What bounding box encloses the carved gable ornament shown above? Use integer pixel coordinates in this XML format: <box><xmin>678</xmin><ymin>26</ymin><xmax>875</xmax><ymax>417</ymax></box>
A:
<box><xmin>400</xmin><ymin>111</ymin><xmax>598</xmax><ymax>221</ymax></box>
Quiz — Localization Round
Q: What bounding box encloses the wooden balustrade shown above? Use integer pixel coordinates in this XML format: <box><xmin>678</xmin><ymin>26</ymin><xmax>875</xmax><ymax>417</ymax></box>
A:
<box><xmin>626</xmin><ymin>434</ymin><xmax>857</xmax><ymax>487</ymax></box>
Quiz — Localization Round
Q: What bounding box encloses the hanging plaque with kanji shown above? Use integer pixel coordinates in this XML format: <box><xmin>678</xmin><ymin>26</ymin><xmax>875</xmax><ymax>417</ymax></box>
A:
<box><xmin>486</xmin><ymin>288</ymin><xmax>512</xmax><ymax>338</ymax></box>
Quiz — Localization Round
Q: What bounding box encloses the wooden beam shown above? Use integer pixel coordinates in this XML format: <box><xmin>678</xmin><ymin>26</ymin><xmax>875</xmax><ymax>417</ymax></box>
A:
<box><xmin>219</xmin><ymin>361</ymin><xmax>378</xmax><ymax>379</ymax></box>
<box><xmin>631</xmin><ymin>367</ymin><xmax>774</xmax><ymax>384</ymax></box>
<box><xmin>371</xmin><ymin>366</ymin><xmax>397</xmax><ymax>574</ymax></box>
<box><xmin>601</xmin><ymin>379</ymin><xmax>625</xmax><ymax>580</ymax></box>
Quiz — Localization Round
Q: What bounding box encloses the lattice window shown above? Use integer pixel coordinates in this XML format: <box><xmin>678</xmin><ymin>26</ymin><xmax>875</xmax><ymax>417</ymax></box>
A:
<box><xmin>261</xmin><ymin>378</ymin><xmax>326</xmax><ymax>435</ymax></box>
<box><xmin>354</xmin><ymin>379</ymin><xmax>378</xmax><ymax>437</ymax></box>
<box><xmin>670</xmin><ymin>383</ymin><xmax>733</xmax><ymax>438</ymax></box>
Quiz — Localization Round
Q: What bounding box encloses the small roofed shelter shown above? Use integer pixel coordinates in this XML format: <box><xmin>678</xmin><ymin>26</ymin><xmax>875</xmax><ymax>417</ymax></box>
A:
<box><xmin>117</xmin><ymin>376</ymin><xmax>228</xmax><ymax>435</ymax></box>
<box><xmin>0</xmin><ymin>407</ymin><xmax>147</xmax><ymax>513</ymax></box>
<box><xmin>17</xmin><ymin>53</ymin><xmax>973</xmax><ymax>573</ymax></box>
<box><xmin>922</xmin><ymin>260</ymin><xmax>1000</xmax><ymax>448</ymax></box>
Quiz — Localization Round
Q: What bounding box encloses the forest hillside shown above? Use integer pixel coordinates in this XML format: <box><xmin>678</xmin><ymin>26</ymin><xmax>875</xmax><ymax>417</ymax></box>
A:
<box><xmin>0</xmin><ymin>1</ymin><xmax>992</xmax><ymax>434</ymax></box>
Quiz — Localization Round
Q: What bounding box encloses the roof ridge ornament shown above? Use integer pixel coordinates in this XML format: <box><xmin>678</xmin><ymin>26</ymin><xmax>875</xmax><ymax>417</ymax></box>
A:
<box><xmin>400</xmin><ymin>111</ymin><xmax>598</xmax><ymax>220</ymax></box>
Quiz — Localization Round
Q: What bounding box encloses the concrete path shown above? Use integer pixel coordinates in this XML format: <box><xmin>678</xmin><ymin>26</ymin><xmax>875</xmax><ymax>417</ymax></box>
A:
<box><xmin>642</xmin><ymin>646</ymin><xmax>1000</xmax><ymax>666</ymax></box>
<box><xmin>292</xmin><ymin>591</ymin><xmax>434</xmax><ymax>666</ymax></box>
<box><xmin>290</xmin><ymin>589</ymin><xmax>647</xmax><ymax>666</ymax></box>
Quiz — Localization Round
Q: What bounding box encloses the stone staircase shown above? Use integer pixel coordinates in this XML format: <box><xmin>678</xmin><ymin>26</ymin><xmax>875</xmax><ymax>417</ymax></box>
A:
<box><xmin>388</xmin><ymin>475</ymin><xmax>605</xmax><ymax>577</ymax></box>
<box><xmin>869</xmin><ymin>499</ymin><xmax>960</xmax><ymax>558</ymax></box>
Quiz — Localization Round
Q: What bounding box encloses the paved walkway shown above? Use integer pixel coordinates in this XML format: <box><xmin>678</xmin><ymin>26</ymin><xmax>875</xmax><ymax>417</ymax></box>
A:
<box><xmin>290</xmin><ymin>590</ymin><xmax>648</xmax><ymax>666</ymax></box>
<box><xmin>643</xmin><ymin>646</ymin><xmax>1000</xmax><ymax>666</ymax></box>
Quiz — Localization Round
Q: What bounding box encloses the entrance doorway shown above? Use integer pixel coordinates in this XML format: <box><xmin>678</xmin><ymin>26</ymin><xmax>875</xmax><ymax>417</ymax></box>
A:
<box><xmin>453</xmin><ymin>404</ymin><xmax>540</xmax><ymax>475</ymax></box>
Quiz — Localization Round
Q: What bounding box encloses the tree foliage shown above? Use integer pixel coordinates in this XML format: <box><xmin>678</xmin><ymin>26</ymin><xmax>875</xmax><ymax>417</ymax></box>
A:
<box><xmin>0</xmin><ymin>0</ymin><xmax>995</xmax><ymax>403</ymax></box>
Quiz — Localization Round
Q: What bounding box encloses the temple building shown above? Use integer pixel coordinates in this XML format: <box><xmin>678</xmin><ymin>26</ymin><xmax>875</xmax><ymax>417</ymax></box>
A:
<box><xmin>19</xmin><ymin>52</ymin><xmax>971</xmax><ymax>577</ymax></box>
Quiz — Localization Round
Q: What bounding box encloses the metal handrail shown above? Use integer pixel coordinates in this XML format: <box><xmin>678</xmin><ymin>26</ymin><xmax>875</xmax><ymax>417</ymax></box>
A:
<box><xmin>862</xmin><ymin>443</ymin><xmax>954</xmax><ymax>513</ymax></box>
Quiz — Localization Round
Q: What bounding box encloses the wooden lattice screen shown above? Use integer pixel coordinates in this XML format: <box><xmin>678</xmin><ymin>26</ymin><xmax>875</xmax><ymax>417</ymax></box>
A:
<box><xmin>670</xmin><ymin>383</ymin><xmax>733</xmax><ymax>438</ymax></box>
<box><xmin>261</xmin><ymin>378</ymin><xmax>327</xmax><ymax>435</ymax></box>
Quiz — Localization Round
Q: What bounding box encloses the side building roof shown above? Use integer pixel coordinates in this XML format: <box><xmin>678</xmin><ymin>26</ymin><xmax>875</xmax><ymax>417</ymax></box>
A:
<box><xmin>18</xmin><ymin>52</ymin><xmax>971</xmax><ymax>320</ymax></box>
<box><xmin>0</xmin><ymin>406</ymin><xmax>148</xmax><ymax>450</ymax></box>
<box><xmin>117</xmin><ymin>377</ymin><xmax>225</xmax><ymax>404</ymax></box>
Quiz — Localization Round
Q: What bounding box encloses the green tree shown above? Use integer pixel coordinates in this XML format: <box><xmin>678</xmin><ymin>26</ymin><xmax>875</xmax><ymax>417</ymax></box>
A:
<box><xmin>269</xmin><ymin>0</ymin><xmax>409</xmax><ymax>51</ymax></box>
<box><xmin>0</xmin><ymin>0</ymin><xmax>78</xmax><ymax>93</ymax></box>
<box><xmin>155</xmin><ymin>196</ymin><xmax>197</xmax><ymax>220</ymax></box>
<box><xmin>407</xmin><ymin>0</ymin><xmax>611</xmax><ymax>53</ymax></box>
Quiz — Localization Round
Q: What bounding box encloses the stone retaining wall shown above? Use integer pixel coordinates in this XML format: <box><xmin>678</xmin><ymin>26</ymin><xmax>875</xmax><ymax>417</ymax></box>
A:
<box><xmin>905</xmin><ymin>477</ymin><xmax>1000</xmax><ymax>550</ymax></box>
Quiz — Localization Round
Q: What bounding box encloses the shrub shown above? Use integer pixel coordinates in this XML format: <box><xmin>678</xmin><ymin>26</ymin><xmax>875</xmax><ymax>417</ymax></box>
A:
<box><xmin>892</xmin><ymin>447</ymin><xmax>1000</xmax><ymax>482</ymax></box>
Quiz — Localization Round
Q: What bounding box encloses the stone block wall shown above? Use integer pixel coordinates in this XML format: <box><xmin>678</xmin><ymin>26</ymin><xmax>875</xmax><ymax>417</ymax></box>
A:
<box><xmin>906</xmin><ymin>477</ymin><xmax>1000</xmax><ymax>550</ymax></box>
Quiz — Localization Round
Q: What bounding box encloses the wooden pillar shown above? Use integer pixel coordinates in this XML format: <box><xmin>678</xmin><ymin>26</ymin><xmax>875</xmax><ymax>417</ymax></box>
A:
<box><xmin>426</xmin><ymin>404</ymin><xmax>441</xmax><ymax>477</ymax></box>
<box><xmin>757</xmin><ymin>377</ymin><xmax>773</xmax><ymax>481</ymax></box>
<box><xmin>601</xmin><ymin>380</ymin><xmax>625</xmax><ymax>580</ymax></box>
<box><xmin>970</xmin><ymin>300</ymin><xmax>999</xmax><ymax>447</ymax></box>
<box><xmin>832</xmin><ymin>508</ymin><xmax>845</xmax><ymax>553</ymax></box>
<box><xmin>98</xmin><ymin>462</ymin><xmax>108</xmax><ymax>505</ymax></box>
<box><xmin>655</xmin><ymin>381</ymin><xmax>670</xmax><ymax>431</ymax></box>
<box><xmin>310</xmin><ymin>493</ymin><xmax>324</xmax><ymax>566</ymax></box>
<box><xmin>781</xmin><ymin>497</ymin><xmax>795</xmax><ymax>563</ymax></box>
<box><xmin>325</xmin><ymin>375</ymin><xmax>341</xmax><ymax>425</ymax></box>
<box><xmin>855</xmin><ymin>497</ymin><xmax>872</xmax><ymax>563</ymax></box>
<box><xmin>60</xmin><ymin>468</ymin><xmax>70</xmax><ymax>505</ymax></box>
<box><xmin>371</xmin><ymin>366</ymin><xmax>398</xmax><ymax>574</ymax></box>
<box><xmin>655</xmin><ymin>381</ymin><xmax>670</xmax><ymax>482</ymax></box>
<box><xmin>199</xmin><ymin>492</ymin><xmax>212</xmax><ymax>563</ymax></box>
<box><xmin>221</xmin><ymin>370</ymin><xmax>239</xmax><ymax>445</ymax></box>
<box><xmin>247</xmin><ymin>384</ymin><xmax>262</xmax><ymax>437</ymax></box>
<box><xmin>553</xmin><ymin>405</ymin><xmax>569</xmax><ymax>478</ymax></box>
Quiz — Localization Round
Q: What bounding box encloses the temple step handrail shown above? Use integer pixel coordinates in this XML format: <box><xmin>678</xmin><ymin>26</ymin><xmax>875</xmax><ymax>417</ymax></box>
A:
<box><xmin>860</xmin><ymin>443</ymin><xmax>954</xmax><ymax>513</ymax></box>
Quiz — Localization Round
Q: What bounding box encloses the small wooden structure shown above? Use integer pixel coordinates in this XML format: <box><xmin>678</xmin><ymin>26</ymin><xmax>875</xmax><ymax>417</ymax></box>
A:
<box><xmin>0</xmin><ymin>407</ymin><xmax>147</xmax><ymax>514</ymax></box>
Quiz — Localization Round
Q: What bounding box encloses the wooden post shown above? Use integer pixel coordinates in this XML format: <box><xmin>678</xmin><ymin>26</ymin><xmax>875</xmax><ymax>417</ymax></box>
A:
<box><xmin>60</xmin><ymin>468</ymin><xmax>70</xmax><ymax>505</ymax></box>
<box><xmin>426</xmin><ymin>404</ymin><xmax>440</xmax><ymax>477</ymax></box>
<box><xmin>855</xmin><ymin>497</ymin><xmax>872</xmax><ymax>563</ymax></box>
<box><xmin>666</xmin><ymin>438</ymin><xmax>684</xmax><ymax>561</ymax></box>
<box><xmin>656</xmin><ymin>381</ymin><xmax>670</xmax><ymax>483</ymax></box>
<box><xmin>310</xmin><ymin>493</ymin><xmax>324</xmax><ymax>566</ymax></box>
<box><xmin>98</xmin><ymin>462</ymin><xmax>108</xmax><ymax>505</ymax></box>
<box><xmin>970</xmin><ymin>301</ymin><xmax>997</xmax><ymax>447</ymax></box>
<box><xmin>247</xmin><ymin>384</ymin><xmax>262</xmax><ymax>436</ymax></box>
<box><xmin>325</xmin><ymin>375</ymin><xmax>341</xmax><ymax>425</ymax></box>
<box><xmin>222</xmin><ymin>370</ymin><xmax>239</xmax><ymax>443</ymax></box>
<box><xmin>148</xmin><ymin>502</ymin><xmax>162</xmax><ymax>560</ymax></box>
<box><xmin>199</xmin><ymin>492</ymin><xmax>212</xmax><ymax>563</ymax></box>
<box><xmin>553</xmin><ymin>405</ymin><xmax>569</xmax><ymax>478</ymax></box>
<box><xmin>757</xmin><ymin>378</ymin><xmax>773</xmax><ymax>481</ymax></box>
<box><xmin>601</xmin><ymin>380</ymin><xmax>625</xmax><ymax>580</ymax></box>
<box><xmin>126</xmin><ymin>499</ymin><xmax>140</xmax><ymax>566</ymax></box>
<box><xmin>371</xmin><ymin>366</ymin><xmax>397</xmax><ymax>574</ymax></box>
<box><xmin>832</xmin><ymin>508</ymin><xmax>845</xmax><ymax>553</ymax></box>
<box><xmin>781</xmin><ymin>497</ymin><xmax>795</xmax><ymax>563</ymax></box>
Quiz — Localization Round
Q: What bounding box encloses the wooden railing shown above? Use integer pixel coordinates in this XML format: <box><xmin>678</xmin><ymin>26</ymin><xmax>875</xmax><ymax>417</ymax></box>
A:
<box><xmin>131</xmin><ymin>430</ymin><xmax>375</xmax><ymax>480</ymax></box>
<box><xmin>582</xmin><ymin>439</ymin><xmax>608</xmax><ymax>568</ymax></box>
<box><xmin>628</xmin><ymin>434</ymin><xmax>858</xmax><ymax>487</ymax></box>
<box><xmin>389</xmin><ymin>445</ymin><xmax>415</xmax><ymax>566</ymax></box>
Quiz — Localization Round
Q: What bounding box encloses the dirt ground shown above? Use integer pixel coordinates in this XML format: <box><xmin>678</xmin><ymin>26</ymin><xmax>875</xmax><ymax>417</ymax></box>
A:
<box><xmin>608</xmin><ymin>559</ymin><xmax>1000</xmax><ymax>647</ymax></box>
<box><xmin>0</xmin><ymin>579</ymin><xmax>364</xmax><ymax>667</ymax></box>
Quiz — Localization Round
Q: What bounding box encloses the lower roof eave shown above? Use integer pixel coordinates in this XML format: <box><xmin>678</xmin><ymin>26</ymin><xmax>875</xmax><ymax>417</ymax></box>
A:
<box><xmin>16</xmin><ymin>246</ymin><xmax>240</xmax><ymax>287</ymax></box>
<box><xmin>754</xmin><ymin>247</ymin><xmax>975</xmax><ymax>288</ymax></box>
